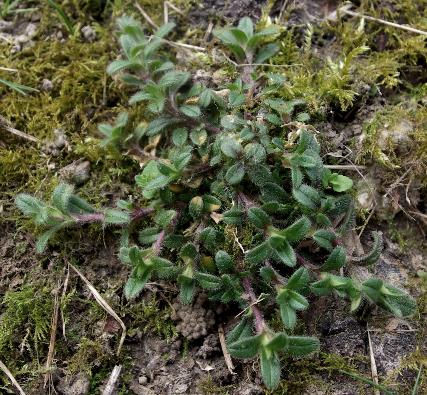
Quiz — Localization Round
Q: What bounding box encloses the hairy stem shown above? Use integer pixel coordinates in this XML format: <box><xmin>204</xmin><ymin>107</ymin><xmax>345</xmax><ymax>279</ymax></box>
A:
<box><xmin>242</xmin><ymin>277</ymin><xmax>266</xmax><ymax>333</ymax></box>
<box><xmin>72</xmin><ymin>207</ymin><xmax>154</xmax><ymax>224</ymax></box>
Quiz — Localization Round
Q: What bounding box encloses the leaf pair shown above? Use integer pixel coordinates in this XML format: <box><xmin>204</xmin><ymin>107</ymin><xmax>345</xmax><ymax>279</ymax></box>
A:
<box><xmin>227</xmin><ymin>328</ymin><xmax>319</xmax><ymax>389</ymax></box>
<box><xmin>214</xmin><ymin>17</ymin><xmax>280</xmax><ymax>63</ymax></box>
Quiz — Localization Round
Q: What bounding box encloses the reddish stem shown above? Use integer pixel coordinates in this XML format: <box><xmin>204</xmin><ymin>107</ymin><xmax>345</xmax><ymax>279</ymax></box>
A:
<box><xmin>72</xmin><ymin>207</ymin><xmax>154</xmax><ymax>224</ymax></box>
<box><xmin>152</xmin><ymin>230</ymin><xmax>165</xmax><ymax>255</ymax></box>
<box><xmin>242</xmin><ymin>277</ymin><xmax>266</xmax><ymax>334</ymax></box>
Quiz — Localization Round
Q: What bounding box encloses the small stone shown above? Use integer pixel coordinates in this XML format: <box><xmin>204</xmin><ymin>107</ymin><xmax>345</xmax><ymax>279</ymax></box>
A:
<box><xmin>138</xmin><ymin>375</ymin><xmax>148</xmax><ymax>385</ymax></box>
<box><xmin>41</xmin><ymin>79</ymin><xmax>53</xmax><ymax>92</ymax></box>
<box><xmin>60</xmin><ymin>159</ymin><xmax>91</xmax><ymax>185</ymax></box>
<box><xmin>81</xmin><ymin>25</ymin><xmax>96</xmax><ymax>42</ymax></box>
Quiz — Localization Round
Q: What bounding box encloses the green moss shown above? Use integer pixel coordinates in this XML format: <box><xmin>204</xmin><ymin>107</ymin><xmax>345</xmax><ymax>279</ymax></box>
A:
<box><xmin>0</xmin><ymin>285</ymin><xmax>53</xmax><ymax>371</ymax></box>
<box><xmin>67</xmin><ymin>337</ymin><xmax>108</xmax><ymax>375</ymax></box>
<box><xmin>358</xmin><ymin>103</ymin><xmax>427</xmax><ymax>184</ymax></box>
<box><xmin>125</xmin><ymin>295</ymin><xmax>177</xmax><ymax>341</ymax></box>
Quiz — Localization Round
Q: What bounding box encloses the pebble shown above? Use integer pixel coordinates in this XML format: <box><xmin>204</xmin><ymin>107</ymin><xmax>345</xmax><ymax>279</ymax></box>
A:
<box><xmin>41</xmin><ymin>79</ymin><xmax>53</xmax><ymax>92</ymax></box>
<box><xmin>138</xmin><ymin>375</ymin><xmax>148</xmax><ymax>385</ymax></box>
<box><xmin>81</xmin><ymin>25</ymin><xmax>96</xmax><ymax>42</ymax></box>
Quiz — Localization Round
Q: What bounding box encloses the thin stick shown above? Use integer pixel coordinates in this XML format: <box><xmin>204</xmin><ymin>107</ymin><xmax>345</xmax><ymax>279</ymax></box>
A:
<box><xmin>0</xmin><ymin>360</ymin><xmax>26</xmax><ymax>395</ymax></box>
<box><xmin>165</xmin><ymin>1</ymin><xmax>186</xmax><ymax>18</ymax></box>
<box><xmin>341</xmin><ymin>7</ymin><xmax>427</xmax><ymax>36</ymax></box>
<box><xmin>0</xmin><ymin>66</ymin><xmax>18</xmax><ymax>72</ymax></box>
<box><xmin>69</xmin><ymin>263</ymin><xmax>126</xmax><ymax>356</ymax></box>
<box><xmin>102</xmin><ymin>365</ymin><xmax>122</xmax><ymax>395</ymax></box>
<box><xmin>218</xmin><ymin>325</ymin><xmax>235</xmax><ymax>374</ymax></box>
<box><xmin>164</xmin><ymin>0</ymin><xmax>168</xmax><ymax>24</ymax></box>
<box><xmin>61</xmin><ymin>265</ymin><xmax>70</xmax><ymax>340</ymax></box>
<box><xmin>159</xmin><ymin>37</ymin><xmax>206</xmax><ymax>51</ymax></box>
<box><xmin>44</xmin><ymin>282</ymin><xmax>61</xmax><ymax>387</ymax></box>
<box><xmin>135</xmin><ymin>3</ymin><xmax>158</xmax><ymax>29</ymax></box>
<box><xmin>367</xmin><ymin>324</ymin><xmax>380</xmax><ymax>395</ymax></box>
<box><xmin>324</xmin><ymin>164</ymin><xmax>367</xmax><ymax>170</ymax></box>
<box><xmin>0</xmin><ymin>116</ymin><xmax>39</xmax><ymax>143</ymax></box>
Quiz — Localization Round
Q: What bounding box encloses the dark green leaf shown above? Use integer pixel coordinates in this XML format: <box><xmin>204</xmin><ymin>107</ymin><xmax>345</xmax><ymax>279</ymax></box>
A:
<box><xmin>321</xmin><ymin>246</ymin><xmax>346</xmax><ymax>271</ymax></box>
<box><xmin>260</xmin><ymin>348</ymin><xmax>281</xmax><ymax>390</ymax></box>
<box><xmin>285</xmin><ymin>336</ymin><xmax>319</xmax><ymax>356</ymax></box>
<box><xmin>248</xmin><ymin>207</ymin><xmax>271</xmax><ymax>229</ymax></box>
<box><xmin>227</xmin><ymin>334</ymin><xmax>262</xmax><ymax>358</ymax></box>
<box><xmin>225</xmin><ymin>162</ymin><xmax>245</xmax><ymax>185</ymax></box>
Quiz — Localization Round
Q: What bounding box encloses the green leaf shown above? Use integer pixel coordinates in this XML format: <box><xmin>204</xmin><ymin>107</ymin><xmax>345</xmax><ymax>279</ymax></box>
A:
<box><xmin>107</xmin><ymin>59</ymin><xmax>139</xmax><ymax>75</ymax></box>
<box><xmin>244</xmin><ymin>143</ymin><xmax>266</xmax><ymax>164</ymax></box>
<box><xmin>283</xmin><ymin>216</ymin><xmax>311</xmax><ymax>243</ymax></box>
<box><xmin>226</xmin><ymin>319</ymin><xmax>253</xmax><ymax>344</ymax></box>
<box><xmin>227</xmin><ymin>334</ymin><xmax>262</xmax><ymax>358</ymax></box>
<box><xmin>199</xmin><ymin>227</ymin><xmax>218</xmax><ymax>251</ymax></box>
<box><xmin>36</xmin><ymin>222</ymin><xmax>70</xmax><ymax>253</ymax></box>
<box><xmin>159</xmin><ymin>71</ymin><xmax>190</xmax><ymax>90</ymax></box>
<box><xmin>292</xmin><ymin>185</ymin><xmax>320</xmax><ymax>210</ymax></box>
<box><xmin>138</xmin><ymin>227</ymin><xmax>160</xmax><ymax>244</ymax></box>
<box><xmin>225</xmin><ymin>162</ymin><xmax>245</xmax><ymax>185</ymax></box>
<box><xmin>189</xmin><ymin>196</ymin><xmax>203</xmax><ymax>219</ymax></box>
<box><xmin>286</xmin><ymin>267</ymin><xmax>309</xmax><ymax>290</ymax></box>
<box><xmin>288</xmin><ymin>290</ymin><xmax>309</xmax><ymax>310</ymax></box>
<box><xmin>321</xmin><ymin>246</ymin><xmax>346</xmax><ymax>271</ymax></box>
<box><xmin>221</xmin><ymin>137</ymin><xmax>242</xmax><ymax>158</ymax></box>
<box><xmin>329</xmin><ymin>173</ymin><xmax>353</xmax><ymax>192</ymax></box>
<box><xmin>190</xmin><ymin>129</ymin><xmax>207</xmax><ymax>145</ymax></box>
<box><xmin>215</xmin><ymin>250</ymin><xmax>233</xmax><ymax>273</ymax></box>
<box><xmin>351</xmin><ymin>231</ymin><xmax>383</xmax><ymax>266</ymax></box>
<box><xmin>104</xmin><ymin>209</ymin><xmax>130</xmax><ymax>224</ymax></box>
<box><xmin>180</xmin><ymin>104</ymin><xmax>201</xmax><ymax>118</ymax></box>
<box><xmin>145</xmin><ymin>116</ymin><xmax>176</xmax><ymax>136</ymax></box>
<box><xmin>124</xmin><ymin>274</ymin><xmax>150</xmax><ymax>300</ymax></box>
<box><xmin>248</xmin><ymin>207</ymin><xmax>271</xmax><ymax>229</ymax></box>
<box><xmin>15</xmin><ymin>194</ymin><xmax>46</xmax><ymax>219</ymax></box>
<box><xmin>223</xmin><ymin>207</ymin><xmax>244</xmax><ymax>225</ymax></box>
<box><xmin>198</xmin><ymin>89</ymin><xmax>211</xmax><ymax>107</ymax></box>
<box><xmin>271</xmin><ymin>239</ymin><xmax>296</xmax><ymax>267</ymax></box>
<box><xmin>238</xmin><ymin>17</ymin><xmax>254</xmax><ymax>38</ymax></box>
<box><xmin>265</xmin><ymin>332</ymin><xmax>288</xmax><ymax>352</ymax></box>
<box><xmin>154</xmin><ymin>22</ymin><xmax>175</xmax><ymax>38</ymax></box>
<box><xmin>291</xmin><ymin>167</ymin><xmax>303</xmax><ymax>189</ymax></box>
<box><xmin>279</xmin><ymin>303</ymin><xmax>296</xmax><ymax>329</ymax></box>
<box><xmin>260</xmin><ymin>348</ymin><xmax>281</xmax><ymax>390</ymax></box>
<box><xmin>246</xmin><ymin>241</ymin><xmax>271</xmax><ymax>265</ymax></box>
<box><xmin>313</xmin><ymin>229</ymin><xmax>336</xmax><ymax>251</ymax></box>
<box><xmin>285</xmin><ymin>336</ymin><xmax>319</xmax><ymax>356</ymax></box>
<box><xmin>172</xmin><ymin>128</ymin><xmax>188</xmax><ymax>146</ymax></box>
<box><xmin>229</xmin><ymin>92</ymin><xmax>245</xmax><ymax>107</ymax></box>
<box><xmin>255</xmin><ymin>43</ymin><xmax>279</xmax><ymax>63</ymax></box>
<box><xmin>154</xmin><ymin>209</ymin><xmax>176</xmax><ymax>228</ymax></box>
<box><xmin>51</xmin><ymin>183</ymin><xmax>74</xmax><ymax>213</ymax></box>
<box><xmin>195</xmin><ymin>272</ymin><xmax>222</xmax><ymax>290</ymax></box>
<box><xmin>179</xmin><ymin>276</ymin><xmax>195</xmax><ymax>304</ymax></box>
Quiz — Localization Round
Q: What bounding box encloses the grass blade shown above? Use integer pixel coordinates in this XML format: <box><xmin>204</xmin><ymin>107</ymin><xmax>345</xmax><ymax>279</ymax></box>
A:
<box><xmin>47</xmin><ymin>0</ymin><xmax>75</xmax><ymax>35</ymax></box>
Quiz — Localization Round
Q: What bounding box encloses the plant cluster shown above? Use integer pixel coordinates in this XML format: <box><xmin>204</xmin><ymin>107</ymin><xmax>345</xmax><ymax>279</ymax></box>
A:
<box><xmin>15</xmin><ymin>16</ymin><xmax>416</xmax><ymax>389</ymax></box>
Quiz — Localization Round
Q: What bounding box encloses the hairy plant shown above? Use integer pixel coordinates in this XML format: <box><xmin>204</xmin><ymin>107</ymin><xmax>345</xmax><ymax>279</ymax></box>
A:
<box><xmin>15</xmin><ymin>16</ymin><xmax>416</xmax><ymax>390</ymax></box>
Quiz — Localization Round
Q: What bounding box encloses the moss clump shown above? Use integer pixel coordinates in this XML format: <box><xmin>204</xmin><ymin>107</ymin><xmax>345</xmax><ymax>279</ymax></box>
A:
<box><xmin>0</xmin><ymin>285</ymin><xmax>53</xmax><ymax>371</ymax></box>
<box><xmin>358</xmin><ymin>103</ymin><xmax>427</xmax><ymax>183</ymax></box>
<box><xmin>125</xmin><ymin>295</ymin><xmax>177</xmax><ymax>341</ymax></box>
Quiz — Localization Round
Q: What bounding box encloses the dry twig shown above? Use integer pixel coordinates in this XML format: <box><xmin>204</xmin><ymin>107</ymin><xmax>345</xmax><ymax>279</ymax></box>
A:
<box><xmin>102</xmin><ymin>365</ymin><xmax>122</xmax><ymax>395</ymax></box>
<box><xmin>0</xmin><ymin>115</ymin><xmax>39</xmax><ymax>143</ymax></box>
<box><xmin>218</xmin><ymin>325</ymin><xmax>235</xmax><ymax>374</ymax></box>
<box><xmin>0</xmin><ymin>360</ymin><xmax>26</xmax><ymax>395</ymax></box>
<box><xmin>69</xmin><ymin>263</ymin><xmax>126</xmax><ymax>356</ymax></box>
<box><xmin>367</xmin><ymin>324</ymin><xmax>380</xmax><ymax>395</ymax></box>
<box><xmin>135</xmin><ymin>2</ymin><xmax>158</xmax><ymax>29</ymax></box>
<box><xmin>44</xmin><ymin>281</ymin><xmax>61</xmax><ymax>388</ymax></box>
